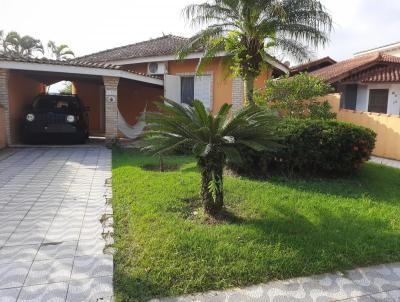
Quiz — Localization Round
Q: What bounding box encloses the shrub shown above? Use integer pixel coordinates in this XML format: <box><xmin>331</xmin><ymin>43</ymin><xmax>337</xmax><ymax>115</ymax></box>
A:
<box><xmin>229</xmin><ymin>119</ymin><xmax>376</xmax><ymax>176</ymax></box>
<box><xmin>255</xmin><ymin>73</ymin><xmax>336</xmax><ymax>119</ymax></box>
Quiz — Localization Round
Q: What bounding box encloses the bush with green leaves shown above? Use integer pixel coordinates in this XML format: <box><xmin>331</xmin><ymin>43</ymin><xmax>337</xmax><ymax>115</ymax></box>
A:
<box><xmin>256</xmin><ymin>72</ymin><xmax>335</xmax><ymax>119</ymax></box>
<box><xmin>141</xmin><ymin>100</ymin><xmax>280</xmax><ymax>216</ymax></box>
<box><xmin>229</xmin><ymin>119</ymin><xmax>376</xmax><ymax>176</ymax></box>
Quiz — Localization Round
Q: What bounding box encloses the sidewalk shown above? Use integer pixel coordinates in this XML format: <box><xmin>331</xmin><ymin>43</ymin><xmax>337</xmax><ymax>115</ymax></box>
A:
<box><xmin>370</xmin><ymin>156</ymin><xmax>400</xmax><ymax>169</ymax></box>
<box><xmin>151</xmin><ymin>263</ymin><xmax>400</xmax><ymax>302</ymax></box>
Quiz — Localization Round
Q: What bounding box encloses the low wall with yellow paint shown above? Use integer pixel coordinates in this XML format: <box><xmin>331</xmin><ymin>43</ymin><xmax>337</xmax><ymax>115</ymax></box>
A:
<box><xmin>337</xmin><ymin>110</ymin><xmax>400</xmax><ymax>160</ymax></box>
<box><xmin>0</xmin><ymin>106</ymin><xmax>6</xmax><ymax>149</ymax></box>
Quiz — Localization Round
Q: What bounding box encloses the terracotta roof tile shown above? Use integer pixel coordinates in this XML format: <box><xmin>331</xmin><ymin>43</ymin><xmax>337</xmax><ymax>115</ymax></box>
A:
<box><xmin>346</xmin><ymin>65</ymin><xmax>400</xmax><ymax>83</ymax></box>
<box><xmin>311</xmin><ymin>53</ymin><xmax>400</xmax><ymax>83</ymax></box>
<box><xmin>74</xmin><ymin>35</ymin><xmax>189</xmax><ymax>63</ymax></box>
<box><xmin>0</xmin><ymin>54</ymin><xmax>160</xmax><ymax>79</ymax></box>
<box><xmin>290</xmin><ymin>56</ymin><xmax>336</xmax><ymax>74</ymax></box>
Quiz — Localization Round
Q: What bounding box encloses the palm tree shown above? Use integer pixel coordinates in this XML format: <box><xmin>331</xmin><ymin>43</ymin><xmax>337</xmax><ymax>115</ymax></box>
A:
<box><xmin>47</xmin><ymin>41</ymin><xmax>75</xmax><ymax>60</ymax></box>
<box><xmin>4</xmin><ymin>31</ymin><xmax>44</xmax><ymax>58</ymax></box>
<box><xmin>142</xmin><ymin>99</ymin><xmax>280</xmax><ymax>216</ymax></box>
<box><xmin>178</xmin><ymin>0</ymin><xmax>332</xmax><ymax>106</ymax></box>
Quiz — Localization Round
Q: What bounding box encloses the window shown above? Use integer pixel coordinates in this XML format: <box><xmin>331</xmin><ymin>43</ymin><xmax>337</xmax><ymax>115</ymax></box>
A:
<box><xmin>181</xmin><ymin>76</ymin><xmax>195</xmax><ymax>105</ymax></box>
<box><xmin>368</xmin><ymin>89</ymin><xmax>389</xmax><ymax>114</ymax></box>
<box><xmin>180</xmin><ymin>75</ymin><xmax>212</xmax><ymax>109</ymax></box>
<box><xmin>343</xmin><ymin>84</ymin><xmax>358</xmax><ymax>110</ymax></box>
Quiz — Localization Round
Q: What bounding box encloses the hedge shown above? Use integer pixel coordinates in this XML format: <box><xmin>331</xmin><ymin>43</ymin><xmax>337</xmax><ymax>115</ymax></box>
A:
<box><xmin>229</xmin><ymin>119</ymin><xmax>376</xmax><ymax>176</ymax></box>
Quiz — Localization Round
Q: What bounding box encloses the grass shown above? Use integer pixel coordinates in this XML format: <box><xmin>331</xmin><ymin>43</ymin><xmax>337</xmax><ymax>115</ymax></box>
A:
<box><xmin>112</xmin><ymin>149</ymin><xmax>400</xmax><ymax>302</ymax></box>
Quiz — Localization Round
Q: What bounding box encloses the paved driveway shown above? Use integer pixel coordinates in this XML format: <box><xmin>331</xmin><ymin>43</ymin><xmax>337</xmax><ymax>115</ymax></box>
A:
<box><xmin>0</xmin><ymin>147</ymin><xmax>113</xmax><ymax>301</ymax></box>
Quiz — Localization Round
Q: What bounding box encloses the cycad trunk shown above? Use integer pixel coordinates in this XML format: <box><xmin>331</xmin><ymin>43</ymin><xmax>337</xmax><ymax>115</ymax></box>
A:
<box><xmin>244</xmin><ymin>76</ymin><xmax>255</xmax><ymax>106</ymax></box>
<box><xmin>198</xmin><ymin>155</ymin><xmax>224</xmax><ymax>216</ymax></box>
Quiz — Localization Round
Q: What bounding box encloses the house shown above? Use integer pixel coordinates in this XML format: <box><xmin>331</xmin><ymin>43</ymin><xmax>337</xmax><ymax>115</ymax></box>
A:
<box><xmin>290</xmin><ymin>56</ymin><xmax>336</xmax><ymax>75</ymax></box>
<box><xmin>0</xmin><ymin>35</ymin><xmax>288</xmax><ymax>146</ymax></box>
<box><xmin>310</xmin><ymin>42</ymin><xmax>400</xmax><ymax>160</ymax></box>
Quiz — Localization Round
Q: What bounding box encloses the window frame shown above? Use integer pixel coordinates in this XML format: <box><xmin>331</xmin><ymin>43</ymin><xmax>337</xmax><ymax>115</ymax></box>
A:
<box><xmin>368</xmin><ymin>88</ymin><xmax>389</xmax><ymax>114</ymax></box>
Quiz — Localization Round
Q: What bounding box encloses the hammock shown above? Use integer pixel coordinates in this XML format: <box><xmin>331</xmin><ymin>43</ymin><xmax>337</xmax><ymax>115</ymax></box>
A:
<box><xmin>118</xmin><ymin>108</ymin><xmax>146</xmax><ymax>139</ymax></box>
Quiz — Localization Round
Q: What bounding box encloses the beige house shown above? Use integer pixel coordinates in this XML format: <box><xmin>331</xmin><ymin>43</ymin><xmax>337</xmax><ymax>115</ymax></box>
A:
<box><xmin>307</xmin><ymin>42</ymin><xmax>400</xmax><ymax>160</ymax></box>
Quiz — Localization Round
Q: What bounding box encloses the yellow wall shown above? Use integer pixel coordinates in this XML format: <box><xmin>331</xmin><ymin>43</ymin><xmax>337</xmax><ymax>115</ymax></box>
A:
<box><xmin>316</xmin><ymin>93</ymin><xmax>400</xmax><ymax>160</ymax></box>
<box><xmin>0</xmin><ymin>106</ymin><xmax>6</xmax><ymax>149</ymax></box>
<box><xmin>125</xmin><ymin>58</ymin><xmax>270</xmax><ymax>113</ymax></box>
<box><xmin>337</xmin><ymin>110</ymin><xmax>400</xmax><ymax>160</ymax></box>
<box><xmin>74</xmin><ymin>82</ymin><xmax>104</xmax><ymax>134</ymax></box>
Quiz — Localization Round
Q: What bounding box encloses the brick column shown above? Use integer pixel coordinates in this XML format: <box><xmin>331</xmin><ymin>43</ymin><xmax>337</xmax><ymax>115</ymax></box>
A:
<box><xmin>103</xmin><ymin>76</ymin><xmax>119</xmax><ymax>143</ymax></box>
<box><xmin>0</xmin><ymin>69</ymin><xmax>11</xmax><ymax>146</ymax></box>
<box><xmin>232</xmin><ymin>77</ymin><xmax>244</xmax><ymax>112</ymax></box>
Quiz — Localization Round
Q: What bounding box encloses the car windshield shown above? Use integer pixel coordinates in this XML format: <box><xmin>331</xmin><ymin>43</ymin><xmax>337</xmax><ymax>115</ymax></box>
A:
<box><xmin>33</xmin><ymin>97</ymin><xmax>80</xmax><ymax>112</ymax></box>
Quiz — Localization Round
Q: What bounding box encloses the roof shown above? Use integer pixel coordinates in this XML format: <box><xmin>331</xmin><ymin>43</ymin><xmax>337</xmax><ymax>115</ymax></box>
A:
<box><xmin>74</xmin><ymin>34</ymin><xmax>289</xmax><ymax>74</ymax></box>
<box><xmin>311</xmin><ymin>52</ymin><xmax>400</xmax><ymax>83</ymax></box>
<box><xmin>75</xmin><ymin>35</ymin><xmax>189</xmax><ymax>63</ymax></box>
<box><xmin>355</xmin><ymin>41</ymin><xmax>400</xmax><ymax>57</ymax></box>
<box><xmin>0</xmin><ymin>54</ymin><xmax>163</xmax><ymax>86</ymax></box>
<box><xmin>345</xmin><ymin>65</ymin><xmax>400</xmax><ymax>83</ymax></box>
<box><xmin>290</xmin><ymin>57</ymin><xmax>336</xmax><ymax>74</ymax></box>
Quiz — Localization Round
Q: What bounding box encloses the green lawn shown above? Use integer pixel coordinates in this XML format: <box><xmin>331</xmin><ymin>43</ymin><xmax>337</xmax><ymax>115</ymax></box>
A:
<box><xmin>112</xmin><ymin>149</ymin><xmax>400</xmax><ymax>302</ymax></box>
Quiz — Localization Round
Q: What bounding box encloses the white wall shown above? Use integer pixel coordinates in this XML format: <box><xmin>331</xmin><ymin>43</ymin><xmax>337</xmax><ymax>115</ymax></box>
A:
<box><xmin>385</xmin><ymin>48</ymin><xmax>400</xmax><ymax>57</ymax></box>
<box><xmin>356</xmin><ymin>83</ymin><xmax>400</xmax><ymax>115</ymax></box>
<box><xmin>356</xmin><ymin>85</ymin><xmax>369</xmax><ymax>111</ymax></box>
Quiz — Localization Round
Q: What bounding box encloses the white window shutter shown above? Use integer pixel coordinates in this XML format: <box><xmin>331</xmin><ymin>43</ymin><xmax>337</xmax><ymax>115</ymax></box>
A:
<box><xmin>165</xmin><ymin>75</ymin><xmax>181</xmax><ymax>103</ymax></box>
<box><xmin>194</xmin><ymin>75</ymin><xmax>212</xmax><ymax>109</ymax></box>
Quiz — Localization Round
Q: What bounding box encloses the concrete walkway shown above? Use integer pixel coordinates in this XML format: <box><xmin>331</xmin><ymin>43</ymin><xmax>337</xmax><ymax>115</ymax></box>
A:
<box><xmin>152</xmin><ymin>263</ymin><xmax>400</xmax><ymax>302</ymax></box>
<box><xmin>0</xmin><ymin>147</ymin><xmax>113</xmax><ymax>301</ymax></box>
<box><xmin>370</xmin><ymin>156</ymin><xmax>400</xmax><ymax>169</ymax></box>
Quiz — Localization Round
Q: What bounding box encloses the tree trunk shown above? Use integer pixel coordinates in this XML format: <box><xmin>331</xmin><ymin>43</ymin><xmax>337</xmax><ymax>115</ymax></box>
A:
<box><xmin>199</xmin><ymin>159</ymin><xmax>224</xmax><ymax>216</ymax></box>
<box><xmin>244</xmin><ymin>76</ymin><xmax>255</xmax><ymax>106</ymax></box>
<box><xmin>159</xmin><ymin>156</ymin><xmax>165</xmax><ymax>172</ymax></box>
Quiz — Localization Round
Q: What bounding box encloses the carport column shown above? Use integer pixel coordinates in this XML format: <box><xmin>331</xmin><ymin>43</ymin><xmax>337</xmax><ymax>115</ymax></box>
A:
<box><xmin>232</xmin><ymin>77</ymin><xmax>244</xmax><ymax>112</ymax></box>
<box><xmin>103</xmin><ymin>76</ymin><xmax>120</xmax><ymax>143</ymax></box>
<box><xmin>0</xmin><ymin>69</ymin><xmax>11</xmax><ymax>146</ymax></box>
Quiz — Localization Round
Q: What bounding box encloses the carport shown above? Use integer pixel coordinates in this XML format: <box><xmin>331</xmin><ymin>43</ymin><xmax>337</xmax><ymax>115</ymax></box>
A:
<box><xmin>0</xmin><ymin>56</ymin><xmax>164</xmax><ymax>145</ymax></box>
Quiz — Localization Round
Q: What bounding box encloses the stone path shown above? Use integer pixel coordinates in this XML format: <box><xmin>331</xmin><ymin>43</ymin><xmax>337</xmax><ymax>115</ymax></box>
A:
<box><xmin>151</xmin><ymin>263</ymin><xmax>400</xmax><ymax>302</ymax></box>
<box><xmin>370</xmin><ymin>156</ymin><xmax>400</xmax><ymax>169</ymax></box>
<box><xmin>0</xmin><ymin>147</ymin><xmax>113</xmax><ymax>302</ymax></box>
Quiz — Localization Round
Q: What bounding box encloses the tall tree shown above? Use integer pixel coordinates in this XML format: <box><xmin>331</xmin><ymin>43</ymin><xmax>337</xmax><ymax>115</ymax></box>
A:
<box><xmin>178</xmin><ymin>0</ymin><xmax>332</xmax><ymax>106</ymax></box>
<box><xmin>4</xmin><ymin>31</ymin><xmax>44</xmax><ymax>58</ymax></box>
<box><xmin>47</xmin><ymin>41</ymin><xmax>75</xmax><ymax>60</ymax></box>
<box><xmin>142</xmin><ymin>100</ymin><xmax>280</xmax><ymax>216</ymax></box>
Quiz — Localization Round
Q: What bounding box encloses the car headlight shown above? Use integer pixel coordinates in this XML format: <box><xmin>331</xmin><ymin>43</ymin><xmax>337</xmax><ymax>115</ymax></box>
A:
<box><xmin>26</xmin><ymin>113</ymin><xmax>35</xmax><ymax>122</ymax></box>
<box><xmin>66</xmin><ymin>115</ymin><xmax>75</xmax><ymax>123</ymax></box>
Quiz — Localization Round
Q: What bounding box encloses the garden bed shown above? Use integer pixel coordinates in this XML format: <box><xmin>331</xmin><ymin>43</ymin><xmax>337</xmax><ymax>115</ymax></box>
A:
<box><xmin>112</xmin><ymin>149</ymin><xmax>400</xmax><ymax>302</ymax></box>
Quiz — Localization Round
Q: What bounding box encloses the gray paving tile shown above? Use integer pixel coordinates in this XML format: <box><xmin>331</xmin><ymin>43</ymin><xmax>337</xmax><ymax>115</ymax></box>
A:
<box><xmin>0</xmin><ymin>287</ymin><xmax>21</xmax><ymax>302</ymax></box>
<box><xmin>0</xmin><ymin>261</ymin><xmax>31</xmax><ymax>289</ymax></box>
<box><xmin>24</xmin><ymin>258</ymin><xmax>74</xmax><ymax>286</ymax></box>
<box><xmin>346</xmin><ymin>264</ymin><xmax>400</xmax><ymax>294</ymax></box>
<box><xmin>0</xmin><ymin>147</ymin><xmax>112</xmax><ymax>300</ymax></box>
<box><xmin>0</xmin><ymin>245</ymin><xmax>40</xmax><ymax>264</ymax></box>
<box><xmin>76</xmin><ymin>239</ymin><xmax>106</xmax><ymax>257</ymax></box>
<box><xmin>18</xmin><ymin>282</ymin><xmax>68</xmax><ymax>302</ymax></box>
<box><xmin>71</xmin><ymin>255</ymin><xmax>113</xmax><ymax>280</ymax></box>
<box><xmin>35</xmin><ymin>242</ymin><xmax>77</xmax><ymax>261</ymax></box>
<box><xmin>66</xmin><ymin>276</ymin><xmax>113</xmax><ymax>302</ymax></box>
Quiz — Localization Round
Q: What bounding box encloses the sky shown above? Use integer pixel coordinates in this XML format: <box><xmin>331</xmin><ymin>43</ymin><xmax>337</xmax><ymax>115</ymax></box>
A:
<box><xmin>1</xmin><ymin>0</ymin><xmax>400</xmax><ymax>65</ymax></box>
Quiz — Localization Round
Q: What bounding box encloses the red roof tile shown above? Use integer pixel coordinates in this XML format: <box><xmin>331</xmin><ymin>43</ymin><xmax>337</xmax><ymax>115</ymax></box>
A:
<box><xmin>311</xmin><ymin>53</ymin><xmax>400</xmax><ymax>83</ymax></box>
<box><xmin>345</xmin><ymin>65</ymin><xmax>400</xmax><ymax>83</ymax></box>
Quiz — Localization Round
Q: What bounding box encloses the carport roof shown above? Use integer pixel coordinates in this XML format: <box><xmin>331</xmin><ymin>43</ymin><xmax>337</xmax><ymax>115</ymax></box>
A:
<box><xmin>0</xmin><ymin>54</ymin><xmax>163</xmax><ymax>86</ymax></box>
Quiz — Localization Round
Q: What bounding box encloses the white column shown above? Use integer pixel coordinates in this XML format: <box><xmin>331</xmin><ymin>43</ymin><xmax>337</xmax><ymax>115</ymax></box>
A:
<box><xmin>232</xmin><ymin>77</ymin><xmax>244</xmax><ymax>111</ymax></box>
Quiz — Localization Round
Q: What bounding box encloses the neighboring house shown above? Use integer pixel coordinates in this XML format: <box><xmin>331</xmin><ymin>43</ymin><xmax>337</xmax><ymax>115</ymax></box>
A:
<box><xmin>0</xmin><ymin>35</ymin><xmax>288</xmax><ymax>147</ymax></box>
<box><xmin>311</xmin><ymin>43</ymin><xmax>400</xmax><ymax>160</ymax></box>
<box><xmin>290</xmin><ymin>56</ymin><xmax>336</xmax><ymax>75</ymax></box>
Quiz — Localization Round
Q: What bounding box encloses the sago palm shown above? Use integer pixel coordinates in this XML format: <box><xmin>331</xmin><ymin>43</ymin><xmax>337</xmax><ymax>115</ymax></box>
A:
<box><xmin>142</xmin><ymin>100</ymin><xmax>280</xmax><ymax>216</ymax></box>
<box><xmin>178</xmin><ymin>0</ymin><xmax>332</xmax><ymax>105</ymax></box>
<box><xmin>47</xmin><ymin>41</ymin><xmax>75</xmax><ymax>60</ymax></box>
